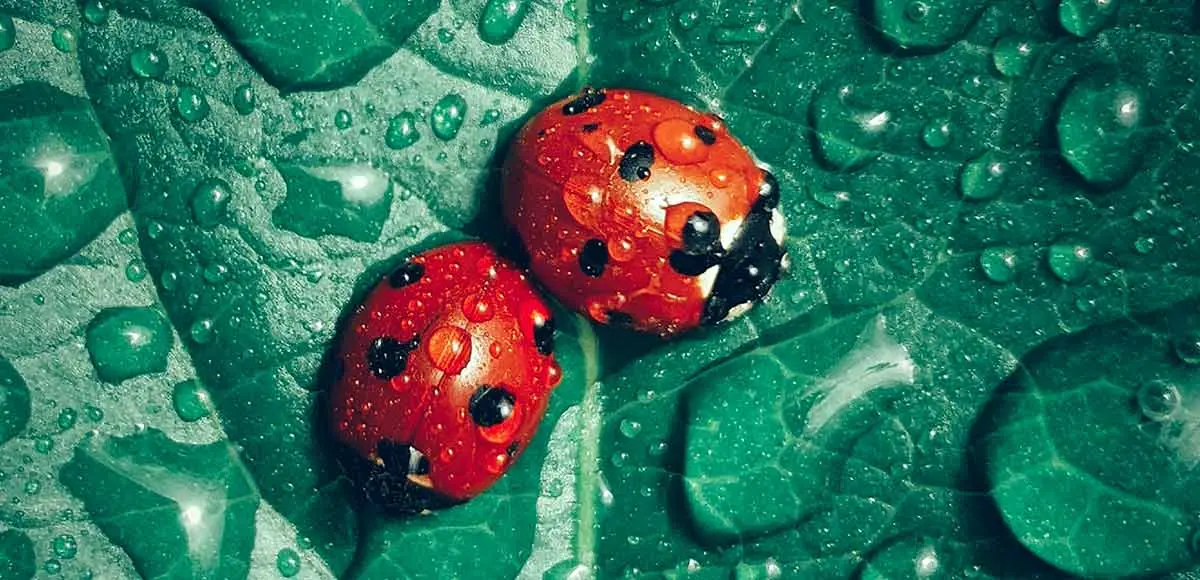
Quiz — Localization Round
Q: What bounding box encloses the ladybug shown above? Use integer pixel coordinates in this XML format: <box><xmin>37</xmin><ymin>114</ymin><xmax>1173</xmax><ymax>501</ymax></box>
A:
<box><xmin>329</xmin><ymin>241</ymin><xmax>562</xmax><ymax>513</ymax></box>
<box><xmin>503</xmin><ymin>87</ymin><xmax>787</xmax><ymax>338</ymax></box>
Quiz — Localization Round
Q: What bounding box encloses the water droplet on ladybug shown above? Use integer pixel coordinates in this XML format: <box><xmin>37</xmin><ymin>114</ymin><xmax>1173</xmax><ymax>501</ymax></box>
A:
<box><xmin>486</xmin><ymin>452</ymin><xmax>509</xmax><ymax>474</ymax></box>
<box><xmin>463</xmin><ymin>294</ymin><xmax>495</xmax><ymax>322</ymax></box>
<box><xmin>425</xmin><ymin>326</ymin><xmax>473</xmax><ymax>374</ymax></box>
<box><xmin>407</xmin><ymin>299</ymin><xmax>425</xmax><ymax>312</ymax></box>
<box><xmin>390</xmin><ymin>374</ymin><xmax>413</xmax><ymax>391</ymax></box>
<box><xmin>440</xmin><ymin>446</ymin><xmax>455</xmax><ymax>462</ymax></box>
<box><xmin>708</xmin><ymin>168</ymin><xmax>734</xmax><ymax>188</ymax></box>
<box><xmin>547</xmin><ymin>361</ymin><xmax>563</xmax><ymax>387</ymax></box>
<box><xmin>489</xmin><ymin>342</ymin><xmax>504</xmax><ymax>358</ymax></box>
<box><xmin>610</xmin><ymin>237</ymin><xmax>637</xmax><ymax>262</ymax></box>
<box><xmin>563</xmin><ymin>176</ymin><xmax>604</xmax><ymax>228</ymax></box>
<box><xmin>653</xmin><ymin>118</ymin><xmax>710</xmax><ymax>165</ymax></box>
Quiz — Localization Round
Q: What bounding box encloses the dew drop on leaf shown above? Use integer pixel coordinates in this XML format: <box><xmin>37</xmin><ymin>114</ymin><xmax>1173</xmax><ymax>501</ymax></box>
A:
<box><xmin>276</xmin><ymin>548</ymin><xmax>301</xmax><ymax>577</ymax></box>
<box><xmin>124</xmin><ymin>259</ymin><xmax>147</xmax><ymax>282</ymax></box>
<box><xmin>334</xmin><ymin>109</ymin><xmax>353</xmax><ymax>130</ymax></box>
<box><xmin>1059</xmin><ymin>0</ymin><xmax>1119</xmax><ymax>37</ymax></box>
<box><xmin>811</xmin><ymin>85</ymin><xmax>891</xmax><ymax>171</ymax></box>
<box><xmin>1057</xmin><ymin>77</ymin><xmax>1143</xmax><ymax>187</ymax></box>
<box><xmin>191</xmin><ymin>178</ymin><xmax>233</xmax><ymax>229</ymax></box>
<box><xmin>175</xmin><ymin>86</ymin><xmax>210</xmax><ymax>122</ymax></box>
<box><xmin>1046</xmin><ymin>243</ymin><xmax>1092</xmax><ymax>283</ymax></box>
<box><xmin>992</xmin><ymin>36</ymin><xmax>1037</xmax><ymax>77</ymax></box>
<box><xmin>83</xmin><ymin>0</ymin><xmax>110</xmax><ymax>25</ymax></box>
<box><xmin>430</xmin><ymin>94</ymin><xmax>467</xmax><ymax>141</ymax></box>
<box><xmin>85</xmin><ymin>307</ymin><xmax>174</xmax><ymax>384</ymax></box>
<box><xmin>619</xmin><ymin>419</ymin><xmax>642</xmax><ymax>438</ymax></box>
<box><xmin>232</xmin><ymin>84</ymin><xmax>255</xmax><ymax>115</ymax></box>
<box><xmin>1137</xmin><ymin>380</ymin><xmax>1180</xmax><ymax>422</ymax></box>
<box><xmin>0</xmin><ymin>356</ymin><xmax>31</xmax><ymax>445</ymax></box>
<box><xmin>1134</xmin><ymin>236</ymin><xmax>1156</xmax><ymax>254</ymax></box>
<box><xmin>386</xmin><ymin>112</ymin><xmax>421</xmax><ymax>150</ymax></box>
<box><xmin>959</xmin><ymin>151</ymin><xmax>1008</xmax><ymax>200</ymax></box>
<box><xmin>1173</xmin><ymin>333</ymin><xmax>1200</xmax><ymax>366</ymax></box>
<box><xmin>978</xmin><ymin>247</ymin><xmax>1017</xmax><ymax>284</ymax></box>
<box><xmin>0</xmin><ymin>15</ymin><xmax>14</xmax><ymax>51</ymax></box>
<box><xmin>921</xmin><ymin>119</ymin><xmax>952</xmax><ymax>149</ymax></box>
<box><xmin>51</xmin><ymin>27</ymin><xmax>76</xmax><ymax>53</ymax></box>
<box><xmin>51</xmin><ymin>535</ymin><xmax>77</xmax><ymax>559</ymax></box>
<box><xmin>190</xmin><ymin>319</ymin><xmax>215</xmax><ymax>344</ymax></box>
<box><xmin>56</xmin><ymin>408</ymin><xmax>76</xmax><ymax>431</ymax></box>
<box><xmin>129</xmin><ymin>47</ymin><xmax>168</xmax><ymax>79</ymax></box>
<box><xmin>479</xmin><ymin>0</ymin><xmax>530</xmax><ymax>45</ymax></box>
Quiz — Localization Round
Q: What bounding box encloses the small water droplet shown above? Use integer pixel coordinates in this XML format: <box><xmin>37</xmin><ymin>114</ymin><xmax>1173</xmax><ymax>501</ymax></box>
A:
<box><xmin>437</xmin><ymin>27</ymin><xmax>456</xmax><ymax>43</ymax></box>
<box><xmin>51</xmin><ymin>27</ymin><xmax>76</xmax><ymax>53</ymax></box>
<box><xmin>190</xmin><ymin>319</ymin><xmax>215</xmax><ymax>344</ymax></box>
<box><xmin>191</xmin><ymin>178</ymin><xmax>233</xmax><ymax>228</ymax></box>
<box><xmin>479</xmin><ymin>0</ymin><xmax>531</xmax><ymax>44</ymax></box>
<box><xmin>233</xmin><ymin>84</ymin><xmax>255</xmax><ymax>115</ymax></box>
<box><xmin>811</xmin><ymin>85</ymin><xmax>892</xmax><ymax>171</ymax></box>
<box><xmin>202</xmin><ymin>56</ymin><xmax>220</xmax><ymax>77</ymax></box>
<box><xmin>1059</xmin><ymin>0</ymin><xmax>1119</xmax><ymax>37</ymax></box>
<box><xmin>1133</xmin><ymin>236</ymin><xmax>1156</xmax><ymax>254</ymax></box>
<box><xmin>56</xmin><ymin>408</ymin><xmax>76</xmax><ymax>432</ymax></box>
<box><xmin>430</xmin><ymin>94</ymin><xmax>467</xmax><ymax>141</ymax></box>
<box><xmin>117</xmin><ymin>229</ymin><xmax>137</xmax><ymax>245</ymax></box>
<box><xmin>83</xmin><ymin>0</ymin><xmax>111</xmax><ymax>25</ymax></box>
<box><xmin>992</xmin><ymin>36</ymin><xmax>1037</xmax><ymax>77</ymax></box>
<box><xmin>921</xmin><ymin>119</ymin><xmax>952</xmax><ymax>149</ymax></box>
<box><xmin>130</xmin><ymin>47</ymin><xmax>168</xmax><ymax>79</ymax></box>
<box><xmin>386</xmin><ymin>112</ymin><xmax>421</xmax><ymax>150</ymax></box>
<box><xmin>619</xmin><ymin>419</ymin><xmax>642</xmax><ymax>438</ymax></box>
<box><xmin>51</xmin><ymin>535</ymin><xmax>77</xmax><ymax>559</ymax></box>
<box><xmin>676</xmin><ymin>10</ymin><xmax>700</xmax><ymax>30</ymax></box>
<box><xmin>1047</xmin><ymin>243</ymin><xmax>1092</xmax><ymax>283</ymax></box>
<box><xmin>175</xmin><ymin>87</ymin><xmax>210</xmax><ymax>121</ymax></box>
<box><xmin>172</xmin><ymin>380</ymin><xmax>210</xmax><ymax>422</ymax></box>
<box><xmin>34</xmin><ymin>437</ymin><xmax>53</xmax><ymax>454</ymax></box>
<box><xmin>1172</xmin><ymin>333</ymin><xmax>1200</xmax><ymax>366</ymax></box>
<box><xmin>979</xmin><ymin>247</ymin><xmax>1018</xmax><ymax>284</ymax></box>
<box><xmin>43</xmin><ymin>559</ymin><xmax>60</xmax><ymax>574</ymax></box>
<box><xmin>124</xmin><ymin>259</ymin><xmax>147</xmax><ymax>282</ymax></box>
<box><xmin>334</xmin><ymin>109</ymin><xmax>353</xmax><ymax>130</ymax></box>
<box><xmin>84</xmin><ymin>405</ymin><xmax>104</xmax><ymax>422</ymax></box>
<box><xmin>86</xmin><ymin>307</ymin><xmax>174</xmax><ymax>383</ymax></box>
<box><xmin>873</xmin><ymin>0</ymin><xmax>985</xmax><ymax>50</ymax></box>
<box><xmin>203</xmin><ymin>263</ymin><xmax>229</xmax><ymax>285</ymax></box>
<box><xmin>959</xmin><ymin>151</ymin><xmax>1008</xmax><ymax>200</ymax></box>
<box><xmin>1137</xmin><ymin>380</ymin><xmax>1180</xmax><ymax>422</ymax></box>
<box><xmin>480</xmin><ymin>109</ymin><xmax>501</xmax><ymax>126</ymax></box>
<box><xmin>276</xmin><ymin>548</ymin><xmax>301</xmax><ymax>578</ymax></box>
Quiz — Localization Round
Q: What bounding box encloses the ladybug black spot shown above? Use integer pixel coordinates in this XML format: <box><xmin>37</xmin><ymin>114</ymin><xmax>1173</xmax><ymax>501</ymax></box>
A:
<box><xmin>469</xmin><ymin>385</ymin><xmax>516</xmax><ymax>427</ymax></box>
<box><xmin>533</xmin><ymin>316</ymin><xmax>555</xmax><ymax>355</ymax></box>
<box><xmin>506</xmin><ymin>441</ymin><xmax>520</xmax><ymax>457</ymax></box>
<box><xmin>581</xmin><ymin>123</ymin><xmax>600</xmax><ymax>133</ymax></box>
<box><xmin>682</xmin><ymin>211</ymin><xmax>720</xmax><ymax>254</ymax></box>
<box><xmin>579</xmin><ymin>239</ymin><xmax>608</xmax><ymax>277</ymax></box>
<box><xmin>618</xmin><ymin>141</ymin><xmax>654</xmax><ymax>182</ymax></box>
<box><xmin>388</xmin><ymin>261</ymin><xmax>424</xmax><ymax>288</ymax></box>
<box><xmin>562</xmin><ymin>87</ymin><xmax>606</xmax><ymax>116</ymax></box>
<box><xmin>694</xmin><ymin>125</ymin><xmax>716</xmax><ymax>145</ymax></box>
<box><xmin>757</xmin><ymin>170</ymin><xmax>780</xmax><ymax>211</ymax></box>
<box><xmin>669</xmin><ymin>250</ymin><xmax>718</xmax><ymax>277</ymax></box>
<box><xmin>366</xmin><ymin>336</ymin><xmax>419</xmax><ymax>379</ymax></box>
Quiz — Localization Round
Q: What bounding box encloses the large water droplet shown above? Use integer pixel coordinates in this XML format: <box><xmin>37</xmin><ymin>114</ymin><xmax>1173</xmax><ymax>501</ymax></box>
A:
<box><xmin>172</xmin><ymin>380</ymin><xmax>210</xmax><ymax>422</ymax></box>
<box><xmin>175</xmin><ymin>86</ymin><xmax>210</xmax><ymax>122</ymax></box>
<box><xmin>386</xmin><ymin>112</ymin><xmax>420</xmax><ymax>150</ymax></box>
<box><xmin>51</xmin><ymin>27</ymin><xmax>76</xmax><ymax>53</ymax></box>
<box><xmin>425</xmin><ymin>326</ymin><xmax>473</xmax><ymax>374</ymax></box>
<box><xmin>1046</xmin><ymin>243</ymin><xmax>1092</xmax><ymax>283</ymax></box>
<box><xmin>479</xmin><ymin>0</ymin><xmax>531</xmax><ymax>44</ymax></box>
<box><xmin>277</xmin><ymin>548</ymin><xmax>301</xmax><ymax>578</ymax></box>
<box><xmin>979</xmin><ymin>247</ymin><xmax>1018</xmax><ymax>284</ymax></box>
<box><xmin>273</xmin><ymin>164</ymin><xmax>393</xmax><ymax>243</ymax></box>
<box><xmin>130</xmin><ymin>47</ymin><xmax>168</xmax><ymax>79</ymax></box>
<box><xmin>0</xmin><ymin>356</ymin><xmax>30</xmax><ymax>445</ymax></box>
<box><xmin>1057</xmin><ymin>76</ymin><xmax>1144</xmax><ymax>187</ymax></box>
<box><xmin>1137</xmin><ymin>380</ymin><xmax>1181</xmax><ymax>422</ymax></box>
<box><xmin>1059</xmin><ymin>0</ymin><xmax>1119</xmax><ymax>37</ymax></box>
<box><xmin>992</xmin><ymin>36</ymin><xmax>1038</xmax><ymax>77</ymax></box>
<box><xmin>191</xmin><ymin>178</ymin><xmax>233</xmax><ymax>228</ymax></box>
<box><xmin>430</xmin><ymin>94</ymin><xmax>467</xmax><ymax>141</ymax></box>
<box><xmin>0</xmin><ymin>16</ymin><xmax>15</xmax><ymax>52</ymax></box>
<box><xmin>85</xmin><ymin>307</ymin><xmax>174</xmax><ymax>383</ymax></box>
<box><xmin>959</xmin><ymin>151</ymin><xmax>1008</xmax><ymax>200</ymax></box>
<box><xmin>872</xmin><ymin>0</ymin><xmax>987</xmax><ymax>50</ymax></box>
<box><xmin>811</xmin><ymin>85</ymin><xmax>892</xmax><ymax>171</ymax></box>
<box><xmin>84</xmin><ymin>0</ymin><xmax>111</xmax><ymax>25</ymax></box>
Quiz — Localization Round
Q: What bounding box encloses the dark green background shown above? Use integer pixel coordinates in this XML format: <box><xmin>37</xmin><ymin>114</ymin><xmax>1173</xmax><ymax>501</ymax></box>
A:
<box><xmin>1</xmin><ymin>0</ymin><xmax>1199</xmax><ymax>578</ymax></box>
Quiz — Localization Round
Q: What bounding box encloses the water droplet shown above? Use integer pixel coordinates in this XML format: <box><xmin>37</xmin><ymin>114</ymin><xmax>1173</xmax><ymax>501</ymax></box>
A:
<box><xmin>124</xmin><ymin>259</ymin><xmax>147</xmax><ymax>282</ymax></box>
<box><xmin>83</xmin><ymin>0</ymin><xmax>111</xmax><ymax>25</ymax></box>
<box><xmin>463</xmin><ymin>294</ymin><xmax>495</xmax><ymax>322</ymax></box>
<box><xmin>1057</xmin><ymin>76</ymin><xmax>1143</xmax><ymax>187</ymax></box>
<box><xmin>233</xmin><ymin>84</ymin><xmax>255</xmax><ymax>115</ymax></box>
<box><xmin>430</xmin><ymin>94</ymin><xmax>467</xmax><ymax>141</ymax></box>
<box><xmin>921</xmin><ymin>119</ymin><xmax>952</xmax><ymax>148</ymax></box>
<box><xmin>1173</xmin><ymin>333</ymin><xmax>1200</xmax><ymax>366</ymax></box>
<box><xmin>43</xmin><ymin>559</ymin><xmax>60</xmax><ymax>574</ymax></box>
<box><xmin>172</xmin><ymin>380</ymin><xmax>210</xmax><ymax>422</ymax></box>
<box><xmin>979</xmin><ymin>247</ymin><xmax>1018</xmax><ymax>284</ymax></box>
<box><xmin>611</xmin><ymin>451</ymin><xmax>630</xmax><ymax>467</ymax></box>
<box><xmin>51</xmin><ymin>535</ymin><xmax>77</xmax><ymax>559</ymax></box>
<box><xmin>425</xmin><ymin>326</ymin><xmax>473</xmax><ymax>374</ymax></box>
<box><xmin>24</xmin><ymin>480</ymin><xmax>40</xmax><ymax>495</ymax></box>
<box><xmin>130</xmin><ymin>47</ymin><xmax>168</xmax><ymax>79</ymax></box>
<box><xmin>1134</xmin><ymin>236</ymin><xmax>1156</xmax><ymax>254</ymax></box>
<box><xmin>811</xmin><ymin>85</ymin><xmax>892</xmax><ymax>171</ymax></box>
<box><xmin>479</xmin><ymin>0</ymin><xmax>531</xmax><ymax>44</ymax></box>
<box><xmin>334</xmin><ymin>109</ymin><xmax>353</xmax><ymax>130</ymax></box>
<box><xmin>676</xmin><ymin>10</ymin><xmax>700</xmax><ymax>30</ymax></box>
<box><xmin>56</xmin><ymin>408</ymin><xmax>76</xmax><ymax>432</ymax></box>
<box><xmin>992</xmin><ymin>36</ymin><xmax>1037</xmax><ymax>77</ymax></box>
<box><xmin>84</xmin><ymin>405</ymin><xmax>104</xmax><ymax>422</ymax></box>
<box><xmin>481</xmin><ymin>109</ymin><xmax>501</xmax><ymax>126</ymax></box>
<box><xmin>173</xmin><ymin>86</ymin><xmax>210</xmax><ymax>122</ymax></box>
<box><xmin>437</xmin><ymin>27</ymin><xmax>456</xmax><ymax>43</ymax></box>
<box><xmin>386</xmin><ymin>113</ymin><xmax>421</xmax><ymax>150</ymax></box>
<box><xmin>202</xmin><ymin>56</ymin><xmax>220</xmax><ymax>77</ymax></box>
<box><xmin>0</xmin><ymin>16</ymin><xmax>15</xmax><ymax>52</ymax></box>
<box><xmin>653</xmin><ymin>119</ymin><xmax>710</xmax><ymax>165</ymax></box>
<box><xmin>191</xmin><ymin>178</ymin><xmax>233</xmax><ymax>229</ymax></box>
<box><xmin>1047</xmin><ymin>243</ymin><xmax>1092</xmax><ymax>283</ymax></box>
<box><xmin>86</xmin><ymin>307</ymin><xmax>174</xmax><ymax>383</ymax></box>
<box><xmin>51</xmin><ymin>27</ymin><xmax>76</xmax><ymax>53</ymax></box>
<box><xmin>1137</xmin><ymin>380</ymin><xmax>1180</xmax><ymax>422</ymax></box>
<box><xmin>872</xmin><ymin>0</ymin><xmax>986</xmax><ymax>50</ymax></box>
<box><xmin>1059</xmin><ymin>0</ymin><xmax>1119</xmax><ymax>37</ymax></box>
<box><xmin>34</xmin><ymin>437</ymin><xmax>53</xmax><ymax>454</ymax></box>
<box><xmin>190</xmin><ymin>319</ymin><xmax>215</xmax><ymax>344</ymax></box>
<box><xmin>117</xmin><ymin>229</ymin><xmax>137</xmax><ymax>245</ymax></box>
<box><xmin>203</xmin><ymin>263</ymin><xmax>229</xmax><ymax>285</ymax></box>
<box><xmin>959</xmin><ymin>151</ymin><xmax>1008</xmax><ymax>200</ymax></box>
<box><xmin>619</xmin><ymin>419</ymin><xmax>642</xmax><ymax>438</ymax></box>
<box><xmin>276</xmin><ymin>548</ymin><xmax>301</xmax><ymax>578</ymax></box>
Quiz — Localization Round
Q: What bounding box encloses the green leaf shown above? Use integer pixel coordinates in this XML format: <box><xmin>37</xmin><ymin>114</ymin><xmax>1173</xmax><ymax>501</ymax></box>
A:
<box><xmin>2</xmin><ymin>0</ymin><xmax>1200</xmax><ymax>578</ymax></box>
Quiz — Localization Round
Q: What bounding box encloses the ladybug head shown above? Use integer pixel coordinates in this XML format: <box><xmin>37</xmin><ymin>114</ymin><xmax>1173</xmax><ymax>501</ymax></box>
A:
<box><xmin>668</xmin><ymin>169</ymin><xmax>787</xmax><ymax>325</ymax></box>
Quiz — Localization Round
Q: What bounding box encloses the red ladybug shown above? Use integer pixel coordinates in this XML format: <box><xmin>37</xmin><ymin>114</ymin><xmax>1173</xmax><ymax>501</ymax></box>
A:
<box><xmin>503</xmin><ymin>88</ymin><xmax>787</xmax><ymax>338</ymax></box>
<box><xmin>329</xmin><ymin>241</ymin><xmax>561</xmax><ymax>512</ymax></box>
